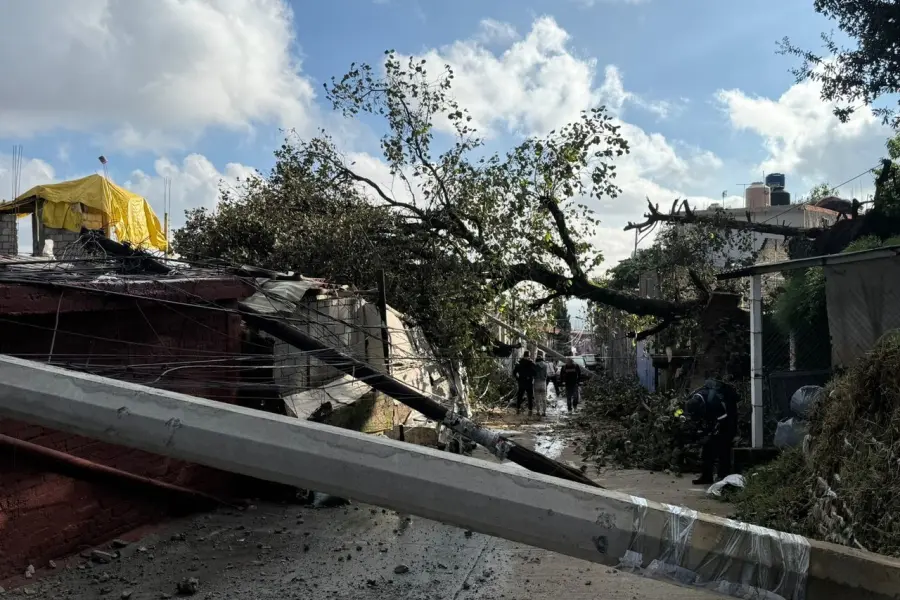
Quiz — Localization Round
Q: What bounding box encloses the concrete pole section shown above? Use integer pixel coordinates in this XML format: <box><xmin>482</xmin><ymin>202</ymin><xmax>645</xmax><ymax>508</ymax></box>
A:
<box><xmin>0</xmin><ymin>357</ymin><xmax>898</xmax><ymax>599</ymax></box>
<box><xmin>749</xmin><ymin>274</ymin><xmax>764</xmax><ymax>449</ymax></box>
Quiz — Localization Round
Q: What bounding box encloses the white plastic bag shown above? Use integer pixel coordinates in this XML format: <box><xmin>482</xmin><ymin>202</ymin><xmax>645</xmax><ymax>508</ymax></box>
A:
<box><xmin>706</xmin><ymin>474</ymin><xmax>746</xmax><ymax>497</ymax></box>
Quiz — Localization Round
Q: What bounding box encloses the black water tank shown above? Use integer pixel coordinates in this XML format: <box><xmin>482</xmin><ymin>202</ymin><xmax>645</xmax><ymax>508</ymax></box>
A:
<box><xmin>766</xmin><ymin>173</ymin><xmax>786</xmax><ymax>190</ymax></box>
<box><xmin>771</xmin><ymin>189</ymin><xmax>791</xmax><ymax>206</ymax></box>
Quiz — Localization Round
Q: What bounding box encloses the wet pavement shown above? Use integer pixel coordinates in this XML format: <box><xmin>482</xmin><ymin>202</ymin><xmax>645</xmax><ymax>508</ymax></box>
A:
<box><xmin>15</xmin><ymin>394</ymin><xmax>727</xmax><ymax>599</ymax></box>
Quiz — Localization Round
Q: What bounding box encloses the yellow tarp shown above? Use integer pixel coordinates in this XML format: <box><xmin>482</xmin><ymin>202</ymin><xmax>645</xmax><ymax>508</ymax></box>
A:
<box><xmin>6</xmin><ymin>174</ymin><xmax>167</xmax><ymax>251</ymax></box>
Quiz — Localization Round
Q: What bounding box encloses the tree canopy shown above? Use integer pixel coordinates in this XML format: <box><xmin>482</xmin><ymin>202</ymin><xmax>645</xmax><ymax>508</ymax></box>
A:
<box><xmin>780</xmin><ymin>0</ymin><xmax>900</xmax><ymax>127</ymax></box>
<box><xmin>176</xmin><ymin>51</ymin><xmax>705</xmax><ymax>346</ymax></box>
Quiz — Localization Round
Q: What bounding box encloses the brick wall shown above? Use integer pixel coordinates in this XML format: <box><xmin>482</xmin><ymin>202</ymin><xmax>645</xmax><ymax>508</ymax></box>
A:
<box><xmin>0</xmin><ymin>292</ymin><xmax>254</xmax><ymax>578</ymax></box>
<box><xmin>0</xmin><ymin>213</ymin><xmax>17</xmax><ymax>255</ymax></box>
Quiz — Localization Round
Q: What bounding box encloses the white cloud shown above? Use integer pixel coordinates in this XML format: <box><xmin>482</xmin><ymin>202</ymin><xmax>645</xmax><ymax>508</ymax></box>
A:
<box><xmin>124</xmin><ymin>154</ymin><xmax>258</xmax><ymax>231</ymax></box>
<box><xmin>716</xmin><ymin>79</ymin><xmax>892</xmax><ymax>198</ymax></box>
<box><xmin>476</xmin><ymin>19</ymin><xmax>520</xmax><ymax>45</ymax></box>
<box><xmin>417</xmin><ymin>16</ymin><xmax>600</xmax><ymax>138</ymax></box>
<box><xmin>0</xmin><ymin>0</ymin><xmax>316</xmax><ymax>152</ymax></box>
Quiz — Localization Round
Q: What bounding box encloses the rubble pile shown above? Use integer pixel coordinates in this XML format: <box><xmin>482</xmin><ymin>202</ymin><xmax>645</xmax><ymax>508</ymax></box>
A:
<box><xmin>736</xmin><ymin>331</ymin><xmax>900</xmax><ymax>557</ymax></box>
<box><xmin>573</xmin><ymin>376</ymin><xmax>704</xmax><ymax>473</ymax></box>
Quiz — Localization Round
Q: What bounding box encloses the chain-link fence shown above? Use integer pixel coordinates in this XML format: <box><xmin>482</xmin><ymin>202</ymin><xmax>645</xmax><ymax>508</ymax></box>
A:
<box><xmin>758</xmin><ymin>255</ymin><xmax>900</xmax><ymax>435</ymax></box>
<box><xmin>760</xmin><ymin>271</ymin><xmax>832</xmax><ymax>425</ymax></box>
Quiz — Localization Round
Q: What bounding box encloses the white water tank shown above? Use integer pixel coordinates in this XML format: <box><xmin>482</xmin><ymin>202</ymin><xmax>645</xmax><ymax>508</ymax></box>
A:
<box><xmin>745</xmin><ymin>182</ymin><xmax>771</xmax><ymax>211</ymax></box>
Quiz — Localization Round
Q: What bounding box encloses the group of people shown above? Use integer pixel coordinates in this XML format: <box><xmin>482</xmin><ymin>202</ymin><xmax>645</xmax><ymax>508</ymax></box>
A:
<box><xmin>511</xmin><ymin>351</ymin><xmax>584</xmax><ymax>417</ymax></box>
<box><xmin>509</xmin><ymin>346</ymin><xmax>741</xmax><ymax>484</ymax></box>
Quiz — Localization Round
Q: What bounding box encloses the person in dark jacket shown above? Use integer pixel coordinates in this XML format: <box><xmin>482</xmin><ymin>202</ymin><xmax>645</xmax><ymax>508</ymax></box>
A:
<box><xmin>512</xmin><ymin>351</ymin><xmax>537</xmax><ymax>415</ymax></box>
<box><xmin>559</xmin><ymin>357</ymin><xmax>582</xmax><ymax>412</ymax></box>
<box><xmin>683</xmin><ymin>379</ymin><xmax>739</xmax><ymax>485</ymax></box>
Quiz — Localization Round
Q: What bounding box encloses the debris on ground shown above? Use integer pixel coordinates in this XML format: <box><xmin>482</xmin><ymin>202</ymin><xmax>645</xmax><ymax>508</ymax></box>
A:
<box><xmin>175</xmin><ymin>577</ymin><xmax>200</xmax><ymax>596</ymax></box>
<box><xmin>736</xmin><ymin>331</ymin><xmax>900</xmax><ymax>557</ymax></box>
<box><xmin>90</xmin><ymin>550</ymin><xmax>115</xmax><ymax>564</ymax></box>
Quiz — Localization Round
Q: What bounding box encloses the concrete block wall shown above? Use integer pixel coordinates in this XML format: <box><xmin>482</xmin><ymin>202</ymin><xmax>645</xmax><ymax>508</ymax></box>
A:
<box><xmin>0</xmin><ymin>213</ymin><xmax>17</xmax><ymax>255</ymax></box>
<box><xmin>40</xmin><ymin>227</ymin><xmax>82</xmax><ymax>258</ymax></box>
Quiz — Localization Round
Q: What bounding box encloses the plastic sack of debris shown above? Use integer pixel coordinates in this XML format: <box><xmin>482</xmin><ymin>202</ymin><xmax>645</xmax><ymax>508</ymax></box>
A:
<box><xmin>790</xmin><ymin>385</ymin><xmax>823</xmax><ymax>420</ymax></box>
<box><xmin>774</xmin><ymin>417</ymin><xmax>809</xmax><ymax>449</ymax></box>
<box><xmin>706</xmin><ymin>474</ymin><xmax>745</xmax><ymax>498</ymax></box>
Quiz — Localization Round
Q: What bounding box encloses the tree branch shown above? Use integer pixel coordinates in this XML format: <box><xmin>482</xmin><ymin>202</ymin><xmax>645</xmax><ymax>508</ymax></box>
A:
<box><xmin>328</xmin><ymin>160</ymin><xmax>428</xmax><ymax>220</ymax></box>
<box><xmin>528</xmin><ymin>291</ymin><xmax>564</xmax><ymax>310</ymax></box>
<box><xmin>625</xmin><ymin>198</ymin><xmax>826</xmax><ymax>238</ymax></box>
<box><xmin>504</xmin><ymin>262</ymin><xmax>697</xmax><ymax>319</ymax></box>
<box><xmin>540</xmin><ymin>195</ymin><xmax>585</xmax><ymax>279</ymax></box>
<box><xmin>628</xmin><ymin>318</ymin><xmax>677</xmax><ymax>341</ymax></box>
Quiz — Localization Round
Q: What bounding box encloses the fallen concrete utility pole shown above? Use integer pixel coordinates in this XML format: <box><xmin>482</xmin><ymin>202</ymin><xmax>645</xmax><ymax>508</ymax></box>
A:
<box><xmin>239</xmin><ymin>305</ymin><xmax>595</xmax><ymax>488</ymax></box>
<box><xmin>1</xmin><ymin>356</ymin><xmax>898</xmax><ymax>600</ymax></box>
<box><xmin>485</xmin><ymin>314</ymin><xmax>566</xmax><ymax>360</ymax></box>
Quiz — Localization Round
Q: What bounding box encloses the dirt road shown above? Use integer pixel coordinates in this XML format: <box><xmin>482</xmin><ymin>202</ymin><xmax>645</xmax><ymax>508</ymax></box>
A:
<box><xmin>17</xmin><ymin>396</ymin><xmax>727</xmax><ymax>599</ymax></box>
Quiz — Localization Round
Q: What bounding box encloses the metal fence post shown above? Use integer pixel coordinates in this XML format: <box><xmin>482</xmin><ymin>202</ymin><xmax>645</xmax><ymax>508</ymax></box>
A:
<box><xmin>749</xmin><ymin>273</ymin><xmax>764</xmax><ymax>448</ymax></box>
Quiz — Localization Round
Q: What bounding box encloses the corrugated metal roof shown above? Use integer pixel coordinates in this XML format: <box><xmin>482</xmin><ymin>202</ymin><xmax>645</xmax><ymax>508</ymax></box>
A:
<box><xmin>716</xmin><ymin>245</ymin><xmax>900</xmax><ymax>280</ymax></box>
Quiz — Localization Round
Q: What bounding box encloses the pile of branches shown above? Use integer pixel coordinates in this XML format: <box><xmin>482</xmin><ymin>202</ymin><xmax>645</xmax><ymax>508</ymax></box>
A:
<box><xmin>574</xmin><ymin>374</ymin><xmax>756</xmax><ymax>474</ymax></box>
<box><xmin>736</xmin><ymin>331</ymin><xmax>900</xmax><ymax>557</ymax></box>
<box><xmin>574</xmin><ymin>375</ymin><xmax>701</xmax><ymax>473</ymax></box>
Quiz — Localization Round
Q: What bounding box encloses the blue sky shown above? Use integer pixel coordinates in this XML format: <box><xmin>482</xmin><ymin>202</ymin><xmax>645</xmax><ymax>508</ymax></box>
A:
<box><xmin>0</xmin><ymin>0</ymin><xmax>891</xmax><ymax>270</ymax></box>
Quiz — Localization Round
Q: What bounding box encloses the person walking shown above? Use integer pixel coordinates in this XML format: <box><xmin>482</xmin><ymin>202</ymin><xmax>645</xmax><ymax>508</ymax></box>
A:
<box><xmin>512</xmin><ymin>351</ymin><xmax>537</xmax><ymax>416</ymax></box>
<box><xmin>682</xmin><ymin>379</ymin><xmax>739</xmax><ymax>485</ymax></box>
<box><xmin>559</xmin><ymin>357</ymin><xmax>582</xmax><ymax>412</ymax></box>
<box><xmin>533</xmin><ymin>353</ymin><xmax>550</xmax><ymax>417</ymax></box>
<box><xmin>547</xmin><ymin>360</ymin><xmax>560</xmax><ymax>397</ymax></box>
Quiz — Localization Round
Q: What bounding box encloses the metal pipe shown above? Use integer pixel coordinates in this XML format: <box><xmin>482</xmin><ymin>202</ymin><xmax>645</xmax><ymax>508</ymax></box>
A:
<box><xmin>0</xmin><ymin>432</ymin><xmax>233</xmax><ymax>509</ymax></box>
<box><xmin>749</xmin><ymin>273</ymin><xmax>764</xmax><ymax>449</ymax></box>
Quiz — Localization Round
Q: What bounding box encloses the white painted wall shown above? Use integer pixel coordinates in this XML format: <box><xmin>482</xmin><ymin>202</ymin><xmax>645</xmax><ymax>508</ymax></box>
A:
<box><xmin>694</xmin><ymin>204</ymin><xmax>839</xmax><ymax>267</ymax></box>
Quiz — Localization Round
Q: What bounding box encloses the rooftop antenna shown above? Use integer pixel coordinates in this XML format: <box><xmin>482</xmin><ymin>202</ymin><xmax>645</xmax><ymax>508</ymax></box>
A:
<box><xmin>12</xmin><ymin>145</ymin><xmax>23</xmax><ymax>253</ymax></box>
<box><xmin>11</xmin><ymin>145</ymin><xmax>23</xmax><ymax>200</ymax></box>
<box><xmin>164</xmin><ymin>176</ymin><xmax>171</xmax><ymax>257</ymax></box>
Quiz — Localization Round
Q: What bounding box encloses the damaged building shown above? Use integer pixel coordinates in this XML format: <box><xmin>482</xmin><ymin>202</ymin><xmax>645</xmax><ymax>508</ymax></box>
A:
<box><xmin>0</xmin><ymin>176</ymin><xmax>460</xmax><ymax>579</ymax></box>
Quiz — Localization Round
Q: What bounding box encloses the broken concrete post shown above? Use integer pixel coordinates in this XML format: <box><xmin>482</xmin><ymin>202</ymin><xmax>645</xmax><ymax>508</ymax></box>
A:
<box><xmin>0</xmin><ymin>356</ymin><xmax>898</xmax><ymax>599</ymax></box>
